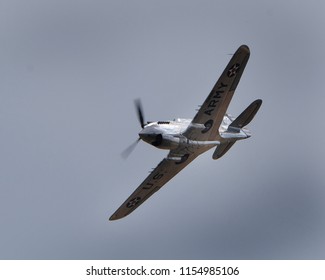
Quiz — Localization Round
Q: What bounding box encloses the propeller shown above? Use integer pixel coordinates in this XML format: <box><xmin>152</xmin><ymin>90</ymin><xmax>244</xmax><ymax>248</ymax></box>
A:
<box><xmin>121</xmin><ymin>138</ymin><xmax>141</xmax><ymax>159</ymax></box>
<box><xmin>121</xmin><ymin>99</ymin><xmax>146</xmax><ymax>159</ymax></box>
<box><xmin>135</xmin><ymin>99</ymin><xmax>145</xmax><ymax>129</ymax></box>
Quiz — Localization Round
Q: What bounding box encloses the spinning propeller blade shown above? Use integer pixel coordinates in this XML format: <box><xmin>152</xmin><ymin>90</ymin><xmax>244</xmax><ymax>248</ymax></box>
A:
<box><xmin>121</xmin><ymin>99</ymin><xmax>147</xmax><ymax>159</ymax></box>
<box><xmin>121</xmin><ymin>138</ymin><xmax>141</xmax><ymax>159</ymax></box>
<box><xmin>135</xmin><ymin>99</ymin><xmax>145</xmax><ymax>129</ymax></box>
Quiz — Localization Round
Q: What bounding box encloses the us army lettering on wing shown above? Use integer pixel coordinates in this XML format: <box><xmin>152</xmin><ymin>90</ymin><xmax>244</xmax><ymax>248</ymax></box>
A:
<box><xmin>204</xmin><ymin>82</ymin><xmax>228</xmax><ymax>116</ymax></box>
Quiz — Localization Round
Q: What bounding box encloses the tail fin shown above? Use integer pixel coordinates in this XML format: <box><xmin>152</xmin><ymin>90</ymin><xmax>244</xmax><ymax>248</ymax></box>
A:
<box><xmin>228</xmin><ymin>99</ymin><xmax>262</xmax><ymax>132</ymax></box>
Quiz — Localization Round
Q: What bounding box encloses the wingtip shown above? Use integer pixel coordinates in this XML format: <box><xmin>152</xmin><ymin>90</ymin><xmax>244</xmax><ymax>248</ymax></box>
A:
<box><xmin>239</xmin><ymin>44</ymin><xmax>250</xmax><ymax>53</ymax></box>
<box><xmin>233</xmin><ymin>45</ymin><xmax>250</xmax><ymax>58</ymax></box>
<box><xmin>109</xmin><ymin>213</ymin><xmax>126</xmax><ymax>221</ymax></box>
<box><xmin>253</xmin><ymin>99</ymin><xmax>263</xmax><ymax>107</ymax></box>
<box><xmin>109</xmin><ymin>214</ymin><xmax>117</xmax><ymax>221</ymax></box>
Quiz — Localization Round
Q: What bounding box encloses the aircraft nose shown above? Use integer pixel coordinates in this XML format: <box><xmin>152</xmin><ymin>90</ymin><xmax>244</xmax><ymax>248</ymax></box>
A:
<box><xmin>138</xmin><ymin>132</ymin><xmax>154</xmax><ymax>142</ymax></box>
<box><xmin>138</xmin><ymin>131</ymin><xmax>145</xmax><ymax>140</ymax></box>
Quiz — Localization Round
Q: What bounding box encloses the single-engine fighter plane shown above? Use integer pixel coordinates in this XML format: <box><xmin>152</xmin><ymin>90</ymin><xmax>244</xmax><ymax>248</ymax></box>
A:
<box><xmin>110</xmin><ymin>45</ymin><xmax>262</xmax><ymax>221</ymax></box>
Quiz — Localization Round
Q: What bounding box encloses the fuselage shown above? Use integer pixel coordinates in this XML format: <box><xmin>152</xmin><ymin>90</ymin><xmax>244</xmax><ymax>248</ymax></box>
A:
<box><xmin>138</xmin><ymin>114</ymin><xmax>251</xmax><ymax>151</ymax></box>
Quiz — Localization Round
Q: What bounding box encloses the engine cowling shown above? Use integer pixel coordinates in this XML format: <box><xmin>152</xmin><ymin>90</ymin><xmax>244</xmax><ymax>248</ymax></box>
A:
<box><xmin>151</xmin><ymin>134</ymin><xmax>181</xmax><ymax>150</ymax></box>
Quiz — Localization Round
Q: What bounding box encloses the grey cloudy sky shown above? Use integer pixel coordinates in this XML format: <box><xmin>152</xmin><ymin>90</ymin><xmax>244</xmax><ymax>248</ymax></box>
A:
<box><xmin>1</xmin><ymin>0</ymin><xmax>325</xmax><ymax>259</ymax></box>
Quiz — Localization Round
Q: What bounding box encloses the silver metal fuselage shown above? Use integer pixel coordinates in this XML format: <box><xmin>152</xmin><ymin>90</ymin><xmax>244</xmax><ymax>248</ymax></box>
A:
<box><xmin>138</xmin><ymin>114</ymin><xmax>251</xmax><ymax>152</ymax></box>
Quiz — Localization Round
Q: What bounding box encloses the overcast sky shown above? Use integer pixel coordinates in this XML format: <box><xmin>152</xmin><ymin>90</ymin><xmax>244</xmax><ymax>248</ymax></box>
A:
<box><xmin>1</xmin><ymin>0</ymin><xmax>325</xmax><ymax>259</ymax></box>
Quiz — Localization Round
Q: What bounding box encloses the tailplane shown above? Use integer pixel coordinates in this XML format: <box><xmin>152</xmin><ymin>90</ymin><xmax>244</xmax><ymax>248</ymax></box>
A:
<box><xmin>228</xmin><ymin>99</ymin><xmax>262</xmax><ymax>132</ymax></box>
<box><xmin>212</xmin><ymin>142</ymin><xmax>235</xmax><ymax>159</ymax></box>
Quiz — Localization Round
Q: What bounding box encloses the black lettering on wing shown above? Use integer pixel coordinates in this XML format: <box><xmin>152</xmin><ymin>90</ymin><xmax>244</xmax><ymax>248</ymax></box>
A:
<box><xmin>204</xmin><ymin>108</ymin><xmax>214</xmax><ymax>116</ymax></box>
<box><xmin>143</xmin><ymin>182</ymin><xmax>154</xmax><ymax>190</ymax></box>
<box><xmin>153</xmin><ymin>173</ymin><xmax>164</xmax><ymax>180</ymax></box>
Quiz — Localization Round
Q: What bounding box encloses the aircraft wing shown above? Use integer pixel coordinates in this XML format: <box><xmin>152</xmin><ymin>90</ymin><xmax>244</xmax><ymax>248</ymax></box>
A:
<box><xmin>184</xmin><ymin>45</ymin><xmax>250</xmax><ymax>141</ymax></box>
<box><xmin>109</xmin><ymin>150</ymin><xmax>197</xmax><ymax>220</ymax></box>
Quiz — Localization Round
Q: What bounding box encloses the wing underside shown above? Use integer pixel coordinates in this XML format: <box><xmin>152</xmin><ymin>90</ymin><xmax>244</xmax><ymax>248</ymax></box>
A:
<box><xmin>184</xmin><ymin>45</ymin><xmax>250</xmax><ymax>141</ymax></box>
<box><xmin>110</xmin><ymin>151</ymin><xmax>197</xmax><ymax>220</ymax></box>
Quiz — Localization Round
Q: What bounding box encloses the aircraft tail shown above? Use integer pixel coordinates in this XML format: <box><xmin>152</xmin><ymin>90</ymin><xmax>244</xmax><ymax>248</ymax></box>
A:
<box><xmin>228</xmin><ymin>99</ymin><xmax>262</xmax><ymax>132</ymax></box>
<box><xmin>212</xmin><ymin>99</ymin><xmax>262</xmax><ymax>160</ymax></box>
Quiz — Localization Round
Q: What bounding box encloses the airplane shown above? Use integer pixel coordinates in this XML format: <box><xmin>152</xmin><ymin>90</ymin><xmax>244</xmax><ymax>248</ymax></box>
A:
<box><xmin>110</xmin><ymin>45</ymin><xmax>262</xmax><ymax>221</ymax></box>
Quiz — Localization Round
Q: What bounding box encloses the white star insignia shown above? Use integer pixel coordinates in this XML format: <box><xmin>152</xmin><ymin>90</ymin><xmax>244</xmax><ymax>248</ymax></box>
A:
<box><xmin>227</xmin><ymin>63</ymin><xmax>240</xmax><ymax>77</ymax></box>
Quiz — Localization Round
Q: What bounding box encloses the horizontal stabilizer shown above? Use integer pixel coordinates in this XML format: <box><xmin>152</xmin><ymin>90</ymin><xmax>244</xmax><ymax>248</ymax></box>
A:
<box><xmin>212</xmin><ymin>142</ymin><xmax>235</xmax><ymax>159</ymax></box>
<box><xmin>229</xmin><ymin>99</ymin><xmax>262</xmax><ymax>131</ymax></box>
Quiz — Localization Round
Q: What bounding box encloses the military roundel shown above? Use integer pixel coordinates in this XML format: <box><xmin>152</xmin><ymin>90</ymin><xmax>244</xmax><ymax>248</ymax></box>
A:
<box><xmin>127</xmin><ymin>197</ymin><xmax>141</xmax><ymax>208</ymax></box>
<box><xmin>227</xmin><ymin>63</ymin><xmax>240</xmax><ymax>77</ymax></box>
